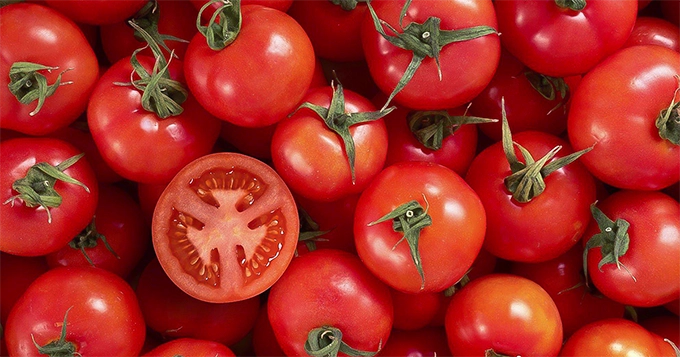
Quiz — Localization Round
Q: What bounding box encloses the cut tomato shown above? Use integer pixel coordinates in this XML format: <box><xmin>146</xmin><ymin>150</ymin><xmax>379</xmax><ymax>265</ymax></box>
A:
<box><xmin>152</xmin><ymin>153</ymin><xmax>299</xmax><ymax>303</ymax></box>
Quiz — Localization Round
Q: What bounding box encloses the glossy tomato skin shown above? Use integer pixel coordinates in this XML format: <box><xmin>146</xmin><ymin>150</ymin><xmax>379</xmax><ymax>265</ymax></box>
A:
<box><xmin>495</xmin><ymin>0</ymin><xmax>637</xmax><ymax>77</ymax></box>
<box><xmin>623</xmin><ymin>17</ymin><xmax>680</xmax><ymax>52</ymax></box>
<box><xmin>5</xmin><ymin>267</ymin><xmax>146</xmax><ymax>357</ymax></box>
<box><xmin>184</xmin><ymin>5</ymin><xmax>315</xmax><ymax>128</ymax></box>
<box><xmin>268</xmin><ymin>249</ymin><xmax>393</xmax><ymax>357</ymax></box>
<box><xmin>44</xmin><ymin>0</ymin><xmax>147</xmax><ymax>25</ymax></box>
<box><xmin>568</xmin><ymin>45</ymin><xmax>680</xmax><ymax>190</ymax></box>
<box><xmin>354</xmin><ymin>161</ymin><xmax>486</xmax><ymax>293</ymax></box>
<box><xmin>0</xmin><ymin>3</ymin><xmax>99</xmax><ymax>136</ymax></box>
<box><xmin>465</xmin><ymin>131</ymin><xmax>596</xmax><ymax>263</ymax></box>
<box><xmin>0</xmin><ymin>253</ymin><xmax>49</xmax><ymax>325</ymax></box>
<box><xmin>152</xmin><ymin>152</ymin><xmax>299</xmax><ymax>303</ymax></box>
<box><xmin>271</xmin><ymin>86</ymin><xmax>388</xmax><ymax>202</ymax></box>
<box><xmin>445</xmin><ymin>274</ymin><xmax>563</xmax><ymax>357</ymax></box>
<box><xmin>142</xmin><ymin>338</ymin><xmax>235</xmax><ymax>357</ymax></box>
<box><xmin>88</xmin><ymin>55</ymin><xmax>221</xmax><ymax>184</ymax></box>
<box><xmin>0</xmin><ymin>138</ymin><xmax>98</xmax><ymax>257</ymax></box>
<box><xmin>361</xmin><ymin>0</ymin><xmax>500</xmax><ymax>110</ymax></box>
<box><xmin>583</xmin><ymin>190</ymin><xmax>680</xmax><ymax>307</ymax></box>
<box><xmin>559</xmin><ymin>319</ymin><xmax>662</xmax><ymax>356</ymax></box>
<box><xmin>377</xmin><ymin>327</ymin><xmax>451</xmax><ymax>357</ymax></box>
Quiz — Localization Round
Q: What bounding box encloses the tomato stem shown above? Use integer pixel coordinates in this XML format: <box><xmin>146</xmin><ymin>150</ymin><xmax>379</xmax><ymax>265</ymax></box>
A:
<box><xmin>656</xmin><ymin>75</ymin><xmax>680</xmax><ymax>146</ymax></box>
<box><xmin>129</xmin><ymin>0</ymin><xmax>189</xmax><ymax>59</ymax></box>
<box><xmin>7</xmin><ymin>62</ymin><xmax>73</xmax><ymax>116</ymax></box>
<box><xmin>295</xmin><ymin>207</ymin><xmax>330</xmax><ymax>256</ymax></box>
<box><xmin>69</xmin><ymin>216</ymin><xmax>121</xmax><ymax>266</ymax></box>
<box><xmin>196</xmin><ymin>0</ymin><xmax>242</xmax><ymax>51</ymax></box>
<box><xmin>304</xmin><ymin>326</ymin><xmax>380</xmax><ymax>357</ymax></box>
<box><xmin>328</xmin><ymin>0</ymin><xmax>365</xmax><ymax>11</ymax></box>
<box><xmin>443</xmin><ymin>269</ymin><xmax>471</xmax><ymax>297</ymax></box>
<box><xmin>31</xmin><ymin>307</ymin><xmax>78</xmax><ymax>357</ymax></box>
<box><xmin>524</xmin><ymin>71</ymin><xmax>570</xmax><ymax>115</ymax></box>
<box><xmin>408</xmin><ymin>109</ymin><xmax>497</xmax><ymax>150</ymax></box>
<box><xmin>554</xmin><ymin>0</ymin><xmax>586</xmax><ymax>11</ymax></box>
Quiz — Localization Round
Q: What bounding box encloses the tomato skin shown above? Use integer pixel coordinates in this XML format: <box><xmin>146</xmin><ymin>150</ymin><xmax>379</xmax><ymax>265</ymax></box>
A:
<box><xmin>152</xmin><ymin>152</ymin><xmax>299</xmax><ymax>303</ymax></box>
<box><xmin>623</xmin><ymin>17</ymin><xmax>680</xmax><ymax>52</ymax></box>
<box><xmin>0</xmin><ymin>3</ymin><xmax>99</xmax><ymax>136</ymax></box>
<box><xmin>5</xmin><ymin>267</ymin><xmax>146</xmax><ymax>357</ymax></box>
<box><xmin>361</xmin><ymin>0</ymin><xmax>500</xmax><ymax>110</ymax></box>
<box><xmin>354</xmin><ymin>161</ymin><xmax>486</xmax><ymax>293</ymax></box>
<box><xmin>568</xmin><ymin>45</ymin><xmax>680</xmax><ymax>190</ymax></box>
<box><xmin>0</xmin><ymin>138</ymin><xmax>98</xmax><ymax>257</ymax></box>
<box><xmin>251</xmin><ymin>306</ymin><xmax>286</xmax><ymax>357</ymax></box>
<box><xmin>377</xmin><ymin>327</ymin><xmax>451</xmax><ymax>357</ymax></box>
<box><xmin>465</xmin><ymin>131</ymin><xmax>596</xmax><ymax>263</ymax></box>
<box><xmin>44</xmin><ymin>0</ymin><xmax>147</xmax><ymax>25</ymax></box>
<box><xmin>641</xmin><ymin>315</ymin><xmax>680</xmax><ymax>346</ymax></box>
<box><xmin>271</xmin><ymin>86</ymin><xmax>388</xmax><ymax>202</ymax></box>
<box><xmin>0</xmin><ymin>253</ymin><xmax>49</xmax><ymax>325</ymax></box>
<box><xmin>661</xmin><ymin>0</ymin><xmax>680</xmax><ymax>26</ymax></box>
<box><xmin>495</xmin><ymin>0</ymin><xmax>637</xmax><ymax>77</ymax></box>
<box><xmin>268</xmin><ymin>249</ymin><xmax>393</xmax><ymax>357</ymax></box>
<box><xmin>584</xmin><ymin>190</ymin><xmax>680</xmax><ymax>307</ymax></box>
<box><xmin>184</xmin><ymin>5</ymin><xmax>315</xmax><ymax>128</ymax></box>
<box><xmin>88</xmin><ymin>55</ymin><xmax>221</xmax><ymax>184</ymax></box>
<box><xmin>559</xmin><ymin>319</ymin><xmax>662</xmax><ymax>357</ymax></box>
<box><xmin>445</xmin><ymin>274</ymin><xmax>563</xmax><ymax>357</ymax></box>
<box><xmin>142</xmin><ymin>338</ymin><xmax>235</xmax><ymax>357</ymax></box>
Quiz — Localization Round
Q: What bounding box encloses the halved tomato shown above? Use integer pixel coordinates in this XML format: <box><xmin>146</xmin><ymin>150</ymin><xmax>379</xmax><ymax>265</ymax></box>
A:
<box><xmin>152</xmin><ymin>152</ymin><xmax>299</xmax><ymax>303</ymax></box>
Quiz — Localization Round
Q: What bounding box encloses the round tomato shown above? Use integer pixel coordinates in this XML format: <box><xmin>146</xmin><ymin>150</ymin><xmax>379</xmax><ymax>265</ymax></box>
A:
<box><xmin>152</xmin><ymin>152</ymin><xmax>299</xmax><ymax>303</ymax></box>
<box><xmin>623</xmin><ymin>17</ymin><xmax>680</xmax><ymax>52</ymax></box>
<box><xmin>44</xmin><ymin>0</ymin><xmax>147</xmax><ymax>25</ymax></box>
<box><xmin>354</xmin><ymin>161</ymin><xmax>486</xmax><ymax>293</ymax></box>
<box><xmin>142</xmin><ymin>338</ymin><xmax>235</xmax><ymax>357</ymax></box>
<box><xmin>559</xmin><ymin>319</ymin><xmax>662</xmax><ymax>356</ymax></box>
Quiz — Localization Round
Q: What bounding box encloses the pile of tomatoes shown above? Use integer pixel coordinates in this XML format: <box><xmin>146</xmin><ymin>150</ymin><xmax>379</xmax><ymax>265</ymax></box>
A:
<box><xmin>1</xmin><ymin>0</ymin><xmax>679</xmax><ymax>356</ymax></box>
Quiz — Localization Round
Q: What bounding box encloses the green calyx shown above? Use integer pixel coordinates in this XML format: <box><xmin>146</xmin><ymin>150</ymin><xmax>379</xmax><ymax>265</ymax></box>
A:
<box><xmin>484</xmin><ymin>349</ymin><xmax>512</xmax><ymax>357</ymax></box>
<box><xmin>554</xmin><ymin>0</ymin><xmax>586</xmax><ymax>11</ymax></box>
<box><xmin>8</xmin><ymin>62</ymin><xmax>73</xmax><ymax>116</ymax></box>
<box><xmin>295</xmin><ymin>207</ymin><xmax>330</xmax><ymax>256</ymax></box>
<box><xmin>524</xmin><ymin>71</ymin><xmax>570</xmax><ymax>115</ymax></box>
<box><xmin>368</xmin><ymin>195</ymin><xmax>432</xmax><ymax>290</ymax></box>
<box><xmin>32</xmin><ymin>307</ymin><xmax>77</xmax><ymax>357</ymax></box>
<box><xmin>583</xmin><ymin>203</ymin><xmax>637</xmax><ymax>287</ymax></box>
<box><xmin>328</xmin><ymin>0</ymin><xmax>365</xmax><ymax>11</ymax></box>
<box><xmin>365</xmin><ymin>0</ymin><xmax>497</xmax><ymax>110</ymax></box>
<box><xmin>305</xmin><ymin>326</ymin><xmax>380</xmax><ymax>357</ymax></box>
<box><xmin>656</xmin><ymin>75</ymin><xmax>680</xmax><ymax>145</ymax></box>
<box><xmin>69</xmin><ymin>216</ymin><xmax>120</xmax><ymax>266</ymax></box>
<box><xmin>129</xmin><ymin>0</ymin><xmax>189</xmax><ymax>59</ymax></box>
<box><xmin>3</xmin><ymin>154</ymin><xmax>89</xmax><ymax>224</ymax></box>
<box><xmin>408</xmin><ymin>109</ymin><xmax>497</xmax><ymax>150</ymax></box>
<box><xmin>292</xmin><ymin>80</ymin><xmax>394</xmax><ymax>184</ymax></box>
<box><xmin>115</xmin><ymin>21</ymin><xmax>188</xmax><ymax>119</ymax></box>
<box><xmin>197</xmin><ymin>0</ymin><xmax>242</xmax><ymax>50</ymax></box>
<box><xmin>499</xmin><ymin>98</ymin><xmax>592</xmax><ymax>203</ymax></box>
<box><xmin>443</xmin><ymin>269</ymin><xmax>471</xmax><ymax>297</ymax></box>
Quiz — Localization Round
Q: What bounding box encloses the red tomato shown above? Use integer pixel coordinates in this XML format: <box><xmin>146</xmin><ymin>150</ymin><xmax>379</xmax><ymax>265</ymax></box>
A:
<box><xmin>378</xmin><ymin>327</ymin><xmax>451</xmax><ymax>357</ymax></box>
<box><xmin>354</xmin><ymin>161</ymin><xmax>486</xmax><ymax>293</ymax></box>
<box><xmin>271</xmin><ymin>85</ymin><xmax>389</xmax><ymax>202</ymax></box>
<box><xmin>152</xmin><ymin>152</ymin><xmax>299</xmax><ymax>303</ymax></box>
<box><xmin>624</xmin><ymin>17</ymin><xmax>680</xmax><ymax>52</ymax></box>
<box><xmin>361</xmin><ymin>0</ymin><xmax>500</xmax><ymax>110</ymax></box>
<box><xmin>445</xmin><ymin>274</ymin><xmax>563</xmax><ymax>357</ymax></box>
<box><xmin>559</xmin><ymin>319</ymin><xmax>662</xmax><ymax>356</ymax></box>
<box><xmin>495</xmin><ymin>0</ymin><xmax>637</xmax><ymax>77</ymax></box>
<box><xmin>88</xmin><ymin>55</ymin><xmax>221</xmax><ymax>184</ymax></box>
<box><xmin>294</xmin><ymin>194</ymin><xmax>360</xmax><ymax>255</ymax></box>
<box><xmin>184</xmin><ymin>5</ymin><xmax>315</xmax><ymax>128</ymax></box>
<box><xmin>641</xmin><ymin>315</ymin><xmax>680</xmax><ymax>346</ymax></box>
<box><xmin>46</xmin><ymin>184</ymin><xmax>148</xmax><ymax>278</ymax></box>
<box><xmin>268</xmin><ymin>249</ymin><xmax>393</xmax><ymax>357</ymax></box>
<box><xmin>190</xmin><ymin>0</ymin><xmax>293</xmax><ymax>14</ymax></box>
<box><xmin>5</xmin><ymin>267</ymin><xmax>146</xmax><ymax>357</ymax></box>
<box><xmin>390</xmin><ymin>289</ymin><xmax>447</xmax><ymax>331</ymax></box>
<box><xmin>568</xmin><ymin>45</ymin><xmax>680</xmax><ymax>190</ymax></box>
<box><xmin>583</xmin><ymin>190</ymin><xmax>680</xmax><ymax>307</ymax></box>
<box><xmin>44</xmin><ymin>0</ymin><xmax>146</xmax><ymax>25</ymax></box>
<box><xmin>0</xmin><ymin>138</ymin><xmax>98</xmax><ymax>257</ymax></box>
<box><xmin>142</xmin><ymin>338</ymin><xmax>235</xmax><ymax>357</ymax></box>
<box><xmin>0</xmin><ymin>253</ymin><xmax>48</xmax><ymax>325</ymax></box>
<box><xmin>0</xmin><ymin>3</ymin><xmax>99</xmax><ymax>136</ymax></box>
<box><xmin>251</xmin><ymin>306</ymin><xmax>286</xmax><ymax>357</ymax></box>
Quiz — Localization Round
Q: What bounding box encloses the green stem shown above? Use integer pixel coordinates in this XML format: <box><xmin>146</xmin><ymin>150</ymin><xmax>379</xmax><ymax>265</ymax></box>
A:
<box><xmin>554</xmin><ymin>0</ymin><xmax>586</xmax><ymax>11</ymax></box>
<box><xmin>129</xmin><ymin>0</ymin><xmax>190</xmax><ymax>59</ymax></box>
<box><xmin>69</xmin><ymin>216</ymin><xmax>120</xmax><ymax>266</ymax></box>
<box><xmin>656</xmin><ymin>75</ymin><xmax>680</xmax><ymax>145</ymax></box>
<box><xmin>31</xmin><ymin>307</ymin><xmax>78</xmax><ymax>357</ymax></box>
<box><xmin>7</xmin><ymin>62</ymin><xmax>73</xmax><ymax>116</ymax></box>
<box><xmin>408</xmin><ymin>110</ymin><xmax>497</xmax><ymax>150</ymax></box>
<box><xmin>196</xmin><ymin>0</ymin><xmax>242</xmax><ymax>50</ymax></box>
<box><xmin>305</xmin><ymin>326</ymin><xmax>380</xmax><ymax>357</ymax></box>
<box><xmin>328</xmin><ymin>0</ymin><xmax>364</xmax><ymax>11</ymax></box>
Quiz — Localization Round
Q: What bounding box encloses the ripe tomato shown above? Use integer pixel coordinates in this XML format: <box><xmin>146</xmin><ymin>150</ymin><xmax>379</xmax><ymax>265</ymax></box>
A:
<box><xmin>0</xmin><ymin>3</ymin><xmax>99</xmax><ymax>136</ymax></box>
<box><xmin>568</xmin><ymin>45</ymin><xmax>680</xmax><ymax>190</ymax></box>
<box><xmin>5</xmin><ymin>267</ymin><xmax>146</xmax><ymax>357</ymax></box>
<box><xmin>623</xmin><ymin>17</ymin><xmax>680</xmax><ymax>52</ymax></box>
<box><xmin>44</xmin><ymin>0</ymin><xmax>146</xmax><ymax>25</ymax></box>
<box><xmin>152</xmin><ymin>152</ymin><xmax>299</xmax><ymax>303</ymax></box>
<box><xmin>445</xmin><ymin>274</ymin><xmax>563</xmax><ymax>357</ymax></box>
<box><xmin>142</xmin><ymin>338</ymin><xmax>235</xmax><ymax>357</ymax></box>
<box><xmin>267</xmin><ymin>249</ymin><xmax>393</xmax><ymax>357</ymax></box>
<box><xmin>0</xmin><ymin>138</ymin><xmax>98</xmax><ymax>257</ymax></box>
<box><xmin>390</xmin><ymin>289</ymin><xmax>448</xmax><ymax>331</ymax></box>
<box><xmin>354</xmin><ymin>161</ymin><xmax>486</xmax><ymax>293</ymax></box>
<box><xmin>361</xmin><ymin>0</ymin><xmax>500</xmax><ymax>110</ymax></box>
<box><xmin>559</xmin><ymin>319</ymin><xmax>662</xmax><ymax>356</ymax></box>
<box><xmin>378</xmin><ymin>327</ymin><xmax>451</xmax><ymax>357</ymax></box>
<box><xmin>0</xmin><ymin>253</ymin><xmax>48</xmax><ymax>325</ymax></box>
<box><xmin>495</xmin><ymin>0</ymin><xmax>637</xmax><ymax>77</ymax></box>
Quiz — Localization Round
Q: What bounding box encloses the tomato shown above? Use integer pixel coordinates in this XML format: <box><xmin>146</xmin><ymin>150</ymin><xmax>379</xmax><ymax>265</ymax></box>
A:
<box><xmin>495</xmin><ymin>0</ymin><xmax>637</xmax><ymax>77</ymax></box>
<box><xmin>136</xmin><ymin>259</ymin><xmax>260</xmax><ymax>345</ymax></box>
<box><xmin>0</xmin><ymin>253</ymin><xmax>49</xmax><ymax>325</ymax></box>
<box><xmin>623</xmin><ymin>17</ymin><xmax>680</xmax><ymax>52</ymax></box>
<box><xmin>0</xmin><ymin>3</ymin><xmax>99</xmax><ymax>136</ymax></box>
<box><xmin>88</xmin><ymin>54</ymin><xmax>221</xmax><ymax>184</ymax></box>
<box><xmin>641</xmin><ymin>315</ymin><xmax>680</xmax><ymax>346</ymax></box>
<box><xmin>378</xmin><ymin>327</ymin><xmax>451</xmax><ymax>357</ymax></box>
<box><xmin>390</xmin><ymin>289</ymin><xmax>448</xmax><ymax>331</ymax></box>
<box><xmin>0</xmin><ymin>138</ymin><xmax>98</xmax><ymax>257</ymax></box>
<box><xmin>5</xmin><ymin>267</ymin><xmax>146</xmax><ymax>357</ymax></box>
<box><xmin>559</xmin><ymin>318</ymin><xmax>662</xmax><ymax>356</ymax></box>
<box><xmin>569</xmin><ymin>46</ymin><xmax>680</xmax><ymax>190</ymax></box>
<box><xmin>184</xmin><ymin>5</ymin><xmax>315</xmax><ymax>128</ymax></box>
<box><xmin>445</xmin><ymin>274</ymin><xmax>563</xmax><ymax>357</ymax></box>
<box><xmin>142</xmin><ymin>338</ymin><xmax>235</xmax><ymax>357</ymax></box>
<box><xmin>583</xmin><ymin>190</ymin><xmax>680</xmax><ymax>307</ymax></box>
<box><xmin>45</xmin><ymin>184</ymin><xmax>148</xmax><ymax>278</ymax></box>
<box><xmin>271</xmin><ymin>85</ymin><xmax>389</xmax><ymax>202</ymax></box>
<box><xmin>44</xmin><ymin>0</ymin><xmax>147</xmax><ymax>25</ymax></box>
<box><xmin>152</xmin><ymin>152</ymin><xmax>299</xmax><ymax>303</ymax></box>
<box><xmin>361</xmin><ymin>0</ymin><xmax>500</xmax><ymax>110</ymax></box>
<box><xmin>465</xmin><ymin>130</ymin><xmax>596</xmax><ymax>263</ymax></box>
<box><xmin>354</xmin><ymin>161</ymin><xmax>486</xmax><ymax>293</ymax></box>
<box><xmin>267</xmin><ymin>249</ymin><xmax>393</xmax><ymax>357</ymax></box>
<box><xmin>251</xmin><ymin>306</ymin><xmax>286</xmax><ymax>357</ymax></box>
<box><xmin>190</xmin><ymin>0</ymin><xmax>293</xmax><ymax>15</ymax></box>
